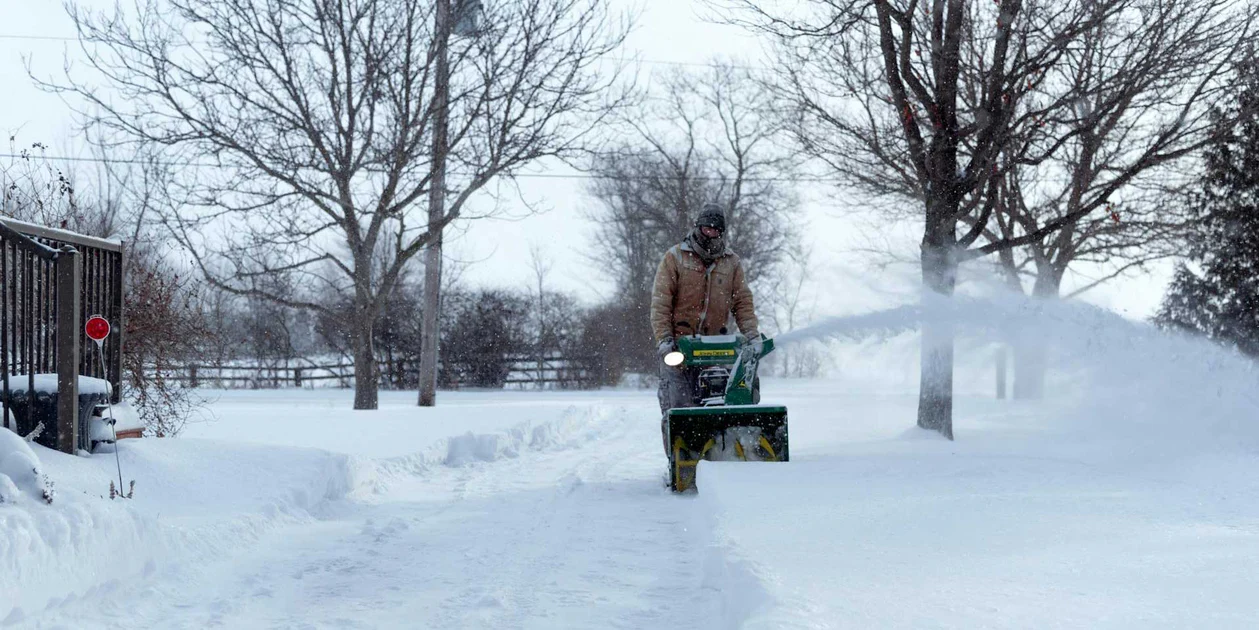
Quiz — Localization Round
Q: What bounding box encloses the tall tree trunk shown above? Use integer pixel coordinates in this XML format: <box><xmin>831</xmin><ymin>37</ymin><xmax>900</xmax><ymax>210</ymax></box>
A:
<box><xmin>418</xmin><ymin>0</ymin><xmax>451</xmax><ymax>408</ymax></box>
<box><xmin>917</xmin><ymin>232</ymin><xmax>958</xmax><ymax>439</ymax></box>
<box><xmin>1012</xmin><ymin>266</ymin><xmax>1062</xmax><ymax>400</ymax></box>
<box><xmin>353</xmin><ymin>311</ymin><xmax>379</xmax><ymax>410</ymax></box>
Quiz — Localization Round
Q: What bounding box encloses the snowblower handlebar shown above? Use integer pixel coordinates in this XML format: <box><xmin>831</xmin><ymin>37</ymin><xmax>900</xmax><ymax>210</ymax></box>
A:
<box><xmin>660</xmin><ymin>334</ymin><xmax>774</xmax><ymax>407</ymax></box>
<box><xmin>666</xmin><ymin>334</ymin><xmax>774</xmax><ymax>368</ymax></box>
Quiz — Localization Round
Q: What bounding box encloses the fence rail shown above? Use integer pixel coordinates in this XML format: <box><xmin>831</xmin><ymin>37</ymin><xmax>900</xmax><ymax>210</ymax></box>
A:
<box><xmin>150</xmin><ymin>355</ymin><xmax>603</xmax><ymax>390</ymax></box>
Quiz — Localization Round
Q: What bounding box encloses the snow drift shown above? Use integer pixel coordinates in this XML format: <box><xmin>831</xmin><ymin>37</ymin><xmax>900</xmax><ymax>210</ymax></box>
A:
<box><xmin>0</xmin><ymin>428</ymin><xmax>54</xmax><ymax>506</ymax></box>
<box><xmin>0</xmin><ymin>438</ymin><xmax>357</xmax><ymax>624</ymax></box>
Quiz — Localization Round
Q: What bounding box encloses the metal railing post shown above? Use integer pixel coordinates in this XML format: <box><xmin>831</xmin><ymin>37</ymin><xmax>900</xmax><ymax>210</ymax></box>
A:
<box><xmin>112</xmin><ymin>243</ymin><xmax>126</xmax><ymax>403</ymax></box>
<box><xmin>55</xmin><ymin>247</ymin><xmax>81</xmax><ymax>453</ymax></box>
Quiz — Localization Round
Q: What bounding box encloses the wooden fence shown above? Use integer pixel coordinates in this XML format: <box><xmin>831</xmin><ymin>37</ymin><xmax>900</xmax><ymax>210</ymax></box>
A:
<box><xmin>153</xmin><ymin>355</ymin><xmax>602</xmax><ymax>390</ymax></box>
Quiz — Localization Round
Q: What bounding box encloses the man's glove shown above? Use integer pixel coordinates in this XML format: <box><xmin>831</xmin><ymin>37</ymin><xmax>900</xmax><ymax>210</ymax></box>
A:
<box><xmin>744</xmin><ymin>335</ymin><xmax>764</xmax><ymax>357</ymax></box>
<box><xmin>657</xmin><ymin>337</ymin><xmax>676</xmax><ymax>359</ymax></box>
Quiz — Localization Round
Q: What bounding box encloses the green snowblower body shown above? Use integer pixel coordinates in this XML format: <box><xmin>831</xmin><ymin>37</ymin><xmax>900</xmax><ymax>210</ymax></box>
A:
<box><xmin>663</xmin><ymin>334</ymin><xmax>789</xmax><ymax>492</ymax></box>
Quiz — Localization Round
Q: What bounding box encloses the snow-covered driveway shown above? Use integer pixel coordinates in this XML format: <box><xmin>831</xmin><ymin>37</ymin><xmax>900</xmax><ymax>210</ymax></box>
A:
<box><xmin>16</xmin><ymin>392</ymin><xmax>727</xmax><ymax>630</ymax></box>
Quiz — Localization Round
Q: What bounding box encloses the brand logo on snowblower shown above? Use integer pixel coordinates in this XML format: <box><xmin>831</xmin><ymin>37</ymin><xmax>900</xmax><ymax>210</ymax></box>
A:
<box><xmin>694</xmin><ymin>349</ymin><xmax>736</xmax><ymax>357</ymax></box>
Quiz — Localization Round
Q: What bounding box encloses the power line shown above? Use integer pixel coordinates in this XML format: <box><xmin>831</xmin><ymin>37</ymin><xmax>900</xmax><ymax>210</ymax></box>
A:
<box><xmin>0</xmin><ymin>152</ymin><xmax>221</xmax><ymax>169</ymax></box>
<box><xmin>0</xmin><ymin>152</ymin><xmax>839</xmax><ymax>184</ymax></box>
<box><xmin>0</xmin><ymin>32</ymin><xmax>770</xmax><ymax>71</ymax></box>
<box><xmin>0</xmin><ymin>34</ymin><xmax>78</xmax><ymax>41</ymax></box>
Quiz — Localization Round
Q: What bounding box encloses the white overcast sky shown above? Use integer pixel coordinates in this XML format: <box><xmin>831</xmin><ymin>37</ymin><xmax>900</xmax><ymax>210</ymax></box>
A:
<box><xmin>2</xmin><ymin>0</ymin><xmax>1171</xmax><ymax>323</ymax></box>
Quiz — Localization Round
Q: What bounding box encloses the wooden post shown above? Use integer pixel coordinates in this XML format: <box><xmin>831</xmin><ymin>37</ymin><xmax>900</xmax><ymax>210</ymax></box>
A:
<box><xmin>55</xmin><ymin>247</ymin><xmax>81</xmax><ymax>454</ymax></box>
<box><xmin>996</xmin><ymin>344</ymin><xmax>1008</xmax><ymax>400</ymax></box>
<box><xmin>294</xmin><ymin>367</ymin><xmax>303</xmax><ymax>388</ymax></box>
<box><xmin>189</xmin><ymin>365</ymin><xmax>199</xmax><ymax>388</ymax></box>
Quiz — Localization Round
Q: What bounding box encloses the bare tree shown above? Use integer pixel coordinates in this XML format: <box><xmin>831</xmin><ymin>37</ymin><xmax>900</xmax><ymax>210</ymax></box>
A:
<box><xmin>122</xmin><ymin>244</ymin><xmax>214</xmax><ymax>436</ymax></box>
<box><xmin>648</xmin><ymin>63</ymin><xmax>798</xmax><ymax>288</ymax></box>
<box><xmin>1</xmin><ymin>140</ymin><xmax>79</xmax><ymax>228</ymax></box>
<box><xmin>585</xmin><ymin>61</ymin><xmax>801</xmax><ymax>372</ymax></box>
<box><xmin>718</xmin><ymin>0</ymin><xmax>1254</xmax><ymax>438</ymax></box>
<box><xmin>958</xmin><ymin>0</ymin><xmax>1254</xmax><ymax>399</ymax></box>
<box><xmin>38</xmin><ymin>0</ymin><xmax>630</xmax><ymax>409</ymax></box>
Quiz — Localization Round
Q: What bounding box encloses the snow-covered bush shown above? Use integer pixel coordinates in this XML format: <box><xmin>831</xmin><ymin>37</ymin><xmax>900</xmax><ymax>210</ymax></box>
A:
<box><xmin>0</xmin><ymin>427</ymin><xmax>54</xmax><ymax>504</ymax></box>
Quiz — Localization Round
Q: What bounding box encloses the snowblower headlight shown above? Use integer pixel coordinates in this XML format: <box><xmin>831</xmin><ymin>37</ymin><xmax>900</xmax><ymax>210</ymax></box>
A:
<box><xmin>664</xmin><ymin>351</ymin><xmax>685</xmax><ymax>367</ymax></box>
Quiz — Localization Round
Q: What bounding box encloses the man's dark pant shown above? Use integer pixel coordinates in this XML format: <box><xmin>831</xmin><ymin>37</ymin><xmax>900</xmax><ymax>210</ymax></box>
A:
<box><xmin>658</xmin><ymin>364</ymin><xmax>700</xmax><ymax>457</ymax></box>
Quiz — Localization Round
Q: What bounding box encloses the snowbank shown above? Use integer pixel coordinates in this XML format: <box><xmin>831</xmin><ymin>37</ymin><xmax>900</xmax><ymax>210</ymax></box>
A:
<box><xmin>356</xmin><ymin>401</ymin><xmax>637</xmax><ymax>496</ymax></box>
<box><xmin>0</xmin><ymin>429</ymin><xmax>54</xmax><ymax>506</ymax></box>
<box><xmin>0</xmin><ymin>481</ymin><xmax>156</xmax><ymax>625</ymax></box>
<box><xmin>0</xmin><ymin>438</ymin><xmax>356</xmax><ymax>624</ymax></box>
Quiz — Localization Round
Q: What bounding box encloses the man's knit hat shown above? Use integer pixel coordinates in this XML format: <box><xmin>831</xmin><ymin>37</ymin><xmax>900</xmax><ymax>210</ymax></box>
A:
<box><xmin>695</xmin><ymin>202</ymin><xmax>726</xmax><ymax>231</ymax></box>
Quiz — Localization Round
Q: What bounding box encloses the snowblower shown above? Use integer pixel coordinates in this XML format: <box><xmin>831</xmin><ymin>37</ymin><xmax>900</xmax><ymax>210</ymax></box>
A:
<box><xmin>662</xmin><ymin>334</ymin><xmax>789</xmax><ymax>492</ymax></box>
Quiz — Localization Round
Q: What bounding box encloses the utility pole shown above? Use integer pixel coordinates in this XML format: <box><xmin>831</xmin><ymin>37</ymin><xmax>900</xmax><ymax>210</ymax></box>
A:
<box><xmin>418</xmin><ymin>0</ymin><xmax>451</xmax><ymax>407</ymax></box>
<box><xmin>420</xmin><ymin>0</ymin><xmax>480</xmax><ymax>406</ymax></box>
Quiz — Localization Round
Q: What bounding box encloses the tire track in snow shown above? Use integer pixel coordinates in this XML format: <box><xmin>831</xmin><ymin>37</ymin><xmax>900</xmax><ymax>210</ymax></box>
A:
<box><xmin>424</xmin><ymin>404</ymin><xmax>718</xmax><ymax>629</ymax></box>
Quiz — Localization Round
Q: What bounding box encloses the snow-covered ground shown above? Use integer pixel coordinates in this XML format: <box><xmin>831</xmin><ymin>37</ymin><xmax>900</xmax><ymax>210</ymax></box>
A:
<box><xmin>4</xmin><ymin>297</ymin><xmax>1259</xmax><ymax>629</ymax></box>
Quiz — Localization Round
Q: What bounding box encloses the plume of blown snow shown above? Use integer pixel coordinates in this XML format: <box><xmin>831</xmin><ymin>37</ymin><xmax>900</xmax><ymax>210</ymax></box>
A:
<box><xmin>773</xmin><ymin>289</ymin><xmax>1259</xmax><ymax>453</ymax></box>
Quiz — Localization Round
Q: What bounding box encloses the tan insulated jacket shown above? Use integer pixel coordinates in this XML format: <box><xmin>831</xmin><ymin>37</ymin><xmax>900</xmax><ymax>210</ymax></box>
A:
<box><xmin>649</xmin><ymin>242</ymin><xmax>759</xmax><ymax>343</ymax></box>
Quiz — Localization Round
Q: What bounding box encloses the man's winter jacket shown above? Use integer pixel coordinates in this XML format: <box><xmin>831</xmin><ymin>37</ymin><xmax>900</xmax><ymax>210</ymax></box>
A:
<box><xmin>649</xmin><ymin>240</ymin><xmax>759</xmax><ymax>343</ymax></box>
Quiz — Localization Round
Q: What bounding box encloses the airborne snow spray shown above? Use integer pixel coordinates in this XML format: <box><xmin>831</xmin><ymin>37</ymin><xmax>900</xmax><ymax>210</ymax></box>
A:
<box><xmin>769</xmin><ymin>292</ymin><xmax>1049</xmax><ymax>348</ymax></box>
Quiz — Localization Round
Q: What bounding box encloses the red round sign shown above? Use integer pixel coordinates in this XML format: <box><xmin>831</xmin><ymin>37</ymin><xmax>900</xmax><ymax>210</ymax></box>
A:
<box><xmin>85</xmin><ymin>316</ymin><xmax>111</xmax><ymax>342</ymax></box>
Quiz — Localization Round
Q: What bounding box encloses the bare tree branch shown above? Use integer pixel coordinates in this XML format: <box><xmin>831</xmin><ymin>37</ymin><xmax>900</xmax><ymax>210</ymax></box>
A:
<box><xmin>36</xmin><ymin>0</ymin><xmax>632</xmax><ymax>408</ymax></box>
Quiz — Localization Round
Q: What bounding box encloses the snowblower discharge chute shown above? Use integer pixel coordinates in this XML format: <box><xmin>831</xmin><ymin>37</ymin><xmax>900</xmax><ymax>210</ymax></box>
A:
<box><xmin>663</xmin><ymin>334</ymin><xmax>788</xmax><ymax>492</ymax></box>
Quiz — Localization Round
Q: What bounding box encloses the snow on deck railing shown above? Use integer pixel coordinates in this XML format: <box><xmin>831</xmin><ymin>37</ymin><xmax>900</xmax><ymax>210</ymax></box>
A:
<box><xmin>0</xmin><ymin>217</ymin><xmax>60</xmax><ymax>260</ymax></box>
<box><xmin>0</xmin><ymin>216</ymin><xmax>123</xmax><ymax>252</ymax></box>
<box><xmin>2</xmin><ymin>374</ymin><xmax>113</xmax><ymax>396</ymax></box>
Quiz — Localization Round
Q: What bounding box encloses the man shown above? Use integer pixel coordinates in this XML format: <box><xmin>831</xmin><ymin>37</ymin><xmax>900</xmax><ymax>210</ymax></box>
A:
<box><xmin>650</xmin><ymin>202</ymin><xmax>760</xmax><ymax>454</ymax></box>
